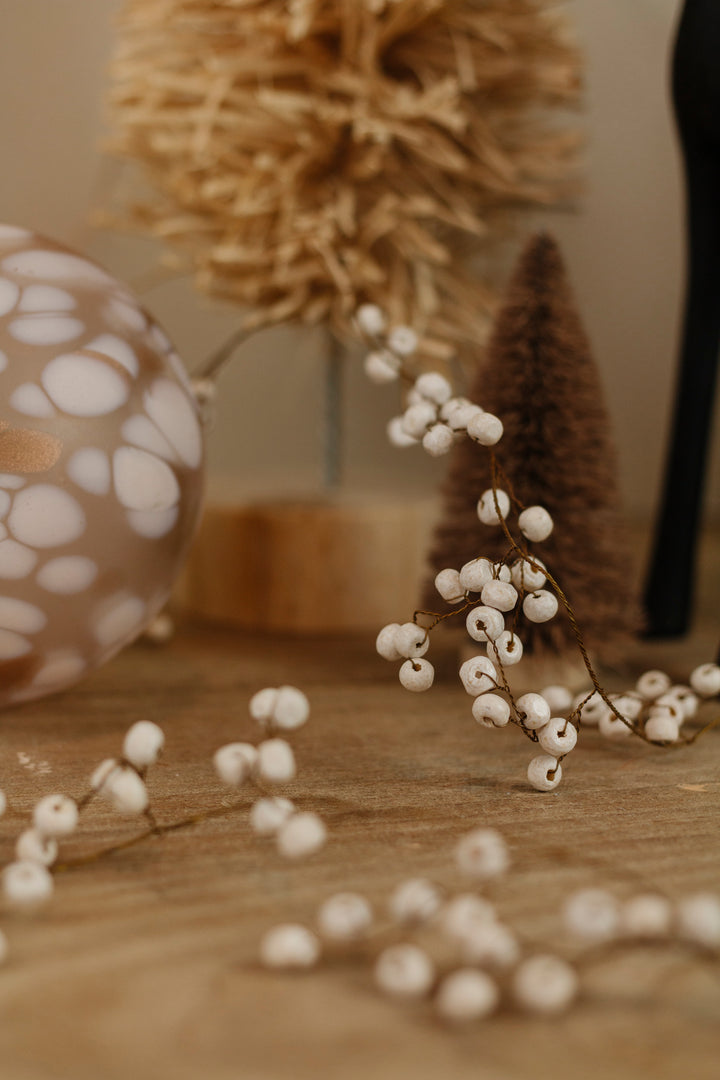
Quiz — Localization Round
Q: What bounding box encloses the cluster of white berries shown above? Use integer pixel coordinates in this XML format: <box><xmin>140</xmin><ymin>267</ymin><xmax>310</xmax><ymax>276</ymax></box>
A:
<box><xmin>261</xmin><ymin>823</ymin><xmax>720</xmax><ymax>1024</ymax></box>
<box><xmin>0</xmin><ymin>718</ymin><xmax>166</xmax><ymax>962</ymax></box>
<box><xmin>359</xmin><ymin>305</ymin><xmax>720</xmax><ymax>792</ymax></box>
<box><xmin>564</xmin><ymin>885</ymin><xmax>720</xmax><ymax>950</ymax></box>
<box><xmin>261</xmin><ymin>826</ymin><xmax>580</xmax><ymax>1021</ymax></box>
<box><xmin>0</xmin><ymin>687</ymin><xmax>325</xmax><ymax>965</ymax></box>
<box><xmin>468</xmin><ymin>658</ymin><xmax>719</xmax><ymax>793</ymax></box>
<box><xmin>213</xmin><ymin>685</ymin><xmax>327</xmax><ymax>860</ymax></box>
<box><xmin>90</xmin><ymin>719</ymin><xmax>165</xmax><ymax>814</ymax></box>
<box><xmin>569</xmin><ymin>663</ymin><xmax>720</xmax><ymax>745</ymax></box>
<box><xmin>356</xmin><ymin>302</ymin><xmax>504</xmax><ymax>460</ymax></box>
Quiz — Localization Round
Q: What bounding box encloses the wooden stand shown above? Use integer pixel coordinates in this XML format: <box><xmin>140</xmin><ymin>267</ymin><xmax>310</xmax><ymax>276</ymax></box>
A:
<box><xmin>176</xmin><ymin>494</ymin><xmax>439</xmax><ymax>633</ymax></box>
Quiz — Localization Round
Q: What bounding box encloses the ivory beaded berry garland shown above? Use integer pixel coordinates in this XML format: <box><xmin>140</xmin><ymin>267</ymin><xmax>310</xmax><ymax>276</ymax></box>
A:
<box><xmin>317</xmin><ymin>893</ymin><xmax>373</xmax><ymax>943</ymax></box>
<box><xmin>362</xmin><ymin>302</ymin><xmax>720</xmax><ymax>792</ymax></box>
<box><xmin>436</xmin><ymin>969</ymin><xmax>500</xmax><ymax>1023</ymax></box>
<box><xmin>0</xmin><ymin>684</ymin><xmax>327</xmax><ymax>962</ymax></box>
<box><xmin>260</xmin><ymin>821</ymin><xmax>720</xmax><ymax>1025</ymax></box>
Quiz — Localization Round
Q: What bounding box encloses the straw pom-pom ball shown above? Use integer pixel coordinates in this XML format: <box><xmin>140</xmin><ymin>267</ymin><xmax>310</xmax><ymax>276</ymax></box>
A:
<box><xmin>107</xmin><ymin>2</ymin><xmax>579</xmax><ymax>351</ymax></box>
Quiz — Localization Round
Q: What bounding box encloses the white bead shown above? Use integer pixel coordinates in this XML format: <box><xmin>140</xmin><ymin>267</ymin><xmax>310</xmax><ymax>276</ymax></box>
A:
<box><xmin>572</xmin><ymin>690</ymin><xmax>605</xmax><ymax>726</ymax></box>
<box><xmin>523</xmin><ymin>589</ymin><xmax>558</xmax><ymax>623</ymax></box>
<box><xmin>15</xmin><ymin>828</ymin><xmax>58</xmax><ymax>867</ymax></box>
<box><xmin>402</xmin><ymin>401</ymin><xmax>437</xmax><ymax>438</ymax></box>
<box><xmin>461</xmin><ymin>920</ymin><xmax>519</xmax><ymax>969</ymax></box>
<box><xmin>3</xmin><ymin>860</ymin><xmax>54</xmax><ymax>908</ymax></box>
<box><xmin>459</xmin><ymin>558</ymin><xmax>494</xmax><ymax>592</ymax></box>
<box><xmin>375</xmin><ymin>944</ymin><xmax>435</xmax><ymax>999</ymax></box>
<box><xmin>477</xmin><ymin>488</ymin><xmax>510</xmax><ymax>526</ymax></box>
<box><xmin>472</xmin><ymin>693</ymin><xmax>511</xmax><ymax>729</ymax></box>
<box><xmin>389</xmin><ymin>878</ymin><xmax>443</xmax><ymax>925</ymax></box>
<box><xmin>465</xmin><ymin>605</ymin><xmax>504</xmax><ymax>643</ymax></box>
<box><xmin>440</xmin><ymin>396</ymin><xmax>470</xmax><ymax>422</ymax></box>
<box><xmin>355</xmin><ymin>303</ymin><xmax>386</xmax><ymax>336</ymax></box>
<box><xmin>440</xmin><ymin>894</ymin><xmax>496</xmax><ymax>941</ymax></box>
<box><xmin>414</xmin><ymin>372</ymin><xmax>452</xmax><ymax>405</ymax></box>
<box><xmin>33</xmin><ymin>794</ymin><xmax>78</xmax><ymax>838</ymax></box>
<box><xmin>441</xmin><ymin>399</ymin><xmax>482</xmax><ymax>432</ymax></box>
<box><xmin>689</xmin><ymin>662</ymin><xmax>720</xmax><ymax>698</ymax></box>
<box><xmin>388</xmin><ymin>325</ymin><xmax>418</xmax><ymax>356</ymax></box>
<box><xmin>612</xmin><ymin>692</ymin><xmax>643</xmax><ymax>720</ymax></box>
<box><xmin>459</xmin><ymin>655</ymin><xmax>498</xmax><ymax>695</ymax></box>
<box><xmin>90</xmin><ymin>758</ymin><xmax>119</xmax><ymax>792</ymax></box>
<box><xmin>527</xmin><ymin>754</ymin><xmax>562</xmax><ymax>791</ymax></box>
<box><xmin>518</xmin><ymin>506</ymin><xmax>554</xmax><ymax>542</ymax></box>
<box><xmin>395</xmin><ymin>622</ymin><xmax>429</xmax><ymax>659</ymax></box>
<box><xmin>538</xmin><ymin>717</ymin><xmax>578</xmax><ymax>756</ymax></box>
<box><xmin>666</xmin><ymin>685</ymin><xmax>699</xmax><ymax>720</ymax></box>
<box><xmin>480</xmin><ymin>580</ymin><xmax>518</xmax><ymax>612</ymax></box>
<box><xmin>455</xmin><ymin>827</ymin><xmax>509</xmax><ymax>880</ymax></box>
<box><xmin>651</xmin><ymin>694</ymin><xmax>684</xmax><ymax>725</ymax></box>
<box><xmin>511</xmin><ymin>557</ymin><xmax>547</xmax><ymax>591</ymax></box>
<box><xmin>467</xmin><ymin>411</ymin><xmax>503</xmax><ymax>446</ymax></box>
<box><xmin>598</xmin><ymin>706</ymin><xmax>633</xmax><ymax>740</ymax></box>
<box><xmin>123</xmin><ymin>720</ymin><xmax>165</xmax><ymax>768</ymax></box>
<box><xmin>422</xmin><ymin>423</ymin><xmax>454</xmax><ymax>457</ymax></box>
<box><xmin>0</xmin><ymin>789</ymin><xmax>6</xmax><ymax>817</ymax></box>
<box><xmin>277</xmin><ymin>811</ymin><xmax>327</xmax><ymax>858</ymax></box>
<box><xmin>620</xmin><ymin>894</ymin><xmax>672</xmax><ymax>938</ymax></box>
<box><xmin>260</xmin><ymin>924</ymin><xmax>320</xmax><ymax>969</ymax></box>
<box><xmin>493</xmin><ymin>562</ymin><xmax>512</xmax><ymax>583</ymax></box>
<box><xmin>249</xmin><ymin>796</ymin><xmax>295</xmax><ymax>836</ymax></box>
<box><xmin>256</xmin><ymin>739</ymin><xmax>296</xmax><ymax>784</ymax></box>
<box><xmin>517</xmin><ymin>693</ymin><xmax>551</xmax><ymax>730</ymax></box>
<box><xmin>102</xmin><ymin>766</ymin><xmax>149</xmax><ymax>815</ymax></box>
<box><xmin>513</xmin><ymin>955</ymin><xmax>578</xmax><ymax>1015</ymax></box>
<box><xmin>435</xmin><ymin>568</ymin><xmax>465</xmax><ymax>603</ymax></box>
<box><xmin>636</xmin><ymin>669</ymin><xmax>672</xmax><ymax>700</ymax></box>
<box><xmin>387</xmin><ymin>415</ymin><xmax>418</xmax><ymax>447</ymax></box>
<box><xmin>564</xmin><ymin>888</ymin><xmax>619</xmax><ymax>942</ymax></box>
<box><xmin>435</xmin><ymin>969</ymin><xmax>499</xmax><ymax>1023</ymax></box>
<box><xmin>317</xmin><ymin>893</ymin><xmax>373</xmax><ymax>942</ymax></box>
<box><xmin>248</xmin><ymin>686</ymin><xmax>278</xmax><ymax>724</ymax></box>
<box><xmin>488</xmin><ymin>630</ymin><xmax>523</xmax><ymax>667</ymax></box>
<box><xmin>644</xmin><ymin>712</ymin><xmax>679</xmax><ymax>743</ymax></box>
<box><xmin>676</xmin><ymin>893</ymin><xmax>720</xmax><ymax>947</ymax></box>
<box><xmin>214</xmin><ymin>742</ymin><xmax>258</xmax><ymax>786</ymax></box>
<box><xmin>540</xmin><ymin>685</ymin><xmax>572</xmax><ymax>714</ymax></box>
<box><xmin>364</xmin><ymin>349</ymin><xmax>399</xmax><ymax>383</ymax></box>
<box><xmin>376</xmin><ymin>622</ymin><xmax>402</xmax><ymax>661</ymax></box>
<box><xmin>399</xmin><ymin>658</ymin><xmax>435</xmax><ymax>692</ymax></box>
<box><xmin>273</xmin><ymin>686</ymin><xmax>310</xmax><ymax>731</ymax></box>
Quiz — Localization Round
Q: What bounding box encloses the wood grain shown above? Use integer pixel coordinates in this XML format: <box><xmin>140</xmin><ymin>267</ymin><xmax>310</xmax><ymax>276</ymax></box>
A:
<box><xmin>0</xmin><ymin>618</ymin><xmax>718</xmax><ymax>1080</ymax></box>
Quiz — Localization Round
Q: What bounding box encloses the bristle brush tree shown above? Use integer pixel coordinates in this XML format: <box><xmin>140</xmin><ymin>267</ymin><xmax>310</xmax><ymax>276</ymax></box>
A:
<box><xmin>424</xmin><ymin>232</ymin><xmax>641</xmax><ymax>658</ymax></box>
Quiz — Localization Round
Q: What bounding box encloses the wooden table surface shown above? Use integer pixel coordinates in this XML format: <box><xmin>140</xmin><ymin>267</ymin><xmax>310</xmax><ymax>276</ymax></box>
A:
<box><xmin>0</xmin><ymin>619</ymin><xmax>718</xmax><ymax>1080</ymax></box>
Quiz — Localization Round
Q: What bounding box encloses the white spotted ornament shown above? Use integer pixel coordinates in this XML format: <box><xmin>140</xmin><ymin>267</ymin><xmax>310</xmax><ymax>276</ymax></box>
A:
<box><xmin>0</xmin><ymin>226</ymin><xmax>205</xmax><ymax>707</ymax></box>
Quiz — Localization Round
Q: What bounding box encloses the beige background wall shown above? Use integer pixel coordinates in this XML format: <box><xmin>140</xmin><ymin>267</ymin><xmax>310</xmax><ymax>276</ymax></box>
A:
<box><xmin>0</xmin><ymin>0</ymin><xmax>718</xmax><ymax>521</ymax></box>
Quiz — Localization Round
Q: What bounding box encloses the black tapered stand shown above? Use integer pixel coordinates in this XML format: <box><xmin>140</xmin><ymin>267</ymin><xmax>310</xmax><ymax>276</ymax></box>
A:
<box><xmin>644</xmin><ymin>0</ymin><xmax>720</xmax><ymax>637</ymax></box>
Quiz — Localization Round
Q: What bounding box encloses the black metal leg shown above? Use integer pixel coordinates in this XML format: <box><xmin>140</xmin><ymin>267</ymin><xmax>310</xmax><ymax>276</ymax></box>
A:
<box><xmin>643</xmin><ymin>0</ymin><xmax>720</xmax><ymax>636</ymax></box>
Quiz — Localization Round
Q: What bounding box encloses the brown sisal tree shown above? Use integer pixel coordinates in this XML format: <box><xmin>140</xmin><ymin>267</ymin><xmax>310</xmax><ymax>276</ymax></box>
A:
<box><xmin>423</xmin><ymin>232</ymin><xmax>640</xmax><ymax>656</ymax></box>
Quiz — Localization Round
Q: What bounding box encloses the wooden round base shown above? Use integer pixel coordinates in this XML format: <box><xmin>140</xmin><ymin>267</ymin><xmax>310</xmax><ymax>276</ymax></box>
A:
<box><xmin>176</xmin><ymin>495</ymin><xmax>438</xmax><ymax>633</ymax></box>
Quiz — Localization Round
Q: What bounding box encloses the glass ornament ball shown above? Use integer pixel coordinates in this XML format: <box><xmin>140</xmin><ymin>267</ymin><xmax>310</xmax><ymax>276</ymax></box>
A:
<box><xmin>0</xmin><ymin>223</ymin><xmax>205</xmax><ymax>707</ymax></box>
